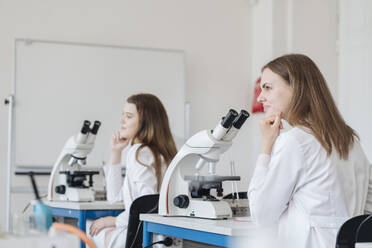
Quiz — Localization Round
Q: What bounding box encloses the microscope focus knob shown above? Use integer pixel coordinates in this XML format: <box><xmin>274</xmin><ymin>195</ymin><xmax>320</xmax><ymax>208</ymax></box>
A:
<box><xmin>55</xmin><ymin>185</ymin><xmax>66</xmax><ymax>194</ymax></box>
<box><xmin>173</xmin><ymin>195</ymin><xmax>189</xmax><ymax>208</ymax></box>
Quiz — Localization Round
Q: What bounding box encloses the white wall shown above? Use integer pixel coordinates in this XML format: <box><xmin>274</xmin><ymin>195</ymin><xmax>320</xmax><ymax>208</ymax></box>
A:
<box><xmin>289</xmin><ymin>0</ymin><xmax>339</xmax><ymax>99</ymax></box>
<box><xmin>338</xmin><ymin>0</ymin><xmax>372</xmax><ymax>162</ymax></box>
<box><xmin>0</xmin><ymin>0</ymin><xmax>341</xmax><ymax>231</ymax></box>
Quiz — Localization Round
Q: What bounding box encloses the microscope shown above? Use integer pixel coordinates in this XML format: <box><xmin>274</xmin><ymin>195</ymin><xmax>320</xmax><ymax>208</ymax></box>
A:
<box><xmin>159</xmin><ymin>109</ymin><xmax>249</xmax><ymax>219</ymax></box>
<box><xmin>47</xmin><ymin>120</ymin><xmax>101</xmax><ymax>202</ymax></box>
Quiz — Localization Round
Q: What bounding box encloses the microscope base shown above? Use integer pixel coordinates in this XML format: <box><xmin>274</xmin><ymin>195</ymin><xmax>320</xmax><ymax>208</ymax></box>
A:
<box><xmin>55</xmin><ymin>188</ymin><xmax>95</xmax><ymax>202</ymax></box>
<box><xmin>162</xmin><ymin>199</ymin><xmax>232</xmax><ymax>219</ymax></box>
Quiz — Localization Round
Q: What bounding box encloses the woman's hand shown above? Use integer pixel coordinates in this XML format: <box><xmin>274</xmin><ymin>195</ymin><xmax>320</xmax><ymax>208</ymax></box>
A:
<box><xmin>111</xmin><ymin>131</ymin><xmax>130</xmax><ymax>152</ymax></box>
<box><xmin>89</xmin><ymin>216</ymin><xmax>116</xmax><ymax>236</ymax></box>
<box><xmin>110</xmin><ymin>131</ymin><xmax>130</xmax><ymax>164</ymax></box>
<box><xmin>259</xmin><ymin>112</ymin><xmax>283</xmax><ymax>155</ymax></box>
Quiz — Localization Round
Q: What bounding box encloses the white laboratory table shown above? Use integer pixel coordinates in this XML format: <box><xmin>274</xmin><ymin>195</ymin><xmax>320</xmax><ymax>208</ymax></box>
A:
<box><xmin>45</xmin><ymin>200</ymin><xmax>124</xmax><ymax>210</ymax></box>
<box><xmin>0</xmin><ymin>233</ymin><xmax>80</xmax><ymax>247</ymax></box>
<box><xmin>45</xmin><ymin>201</ymin><xmax>124</xmax><ymax>248</ymax></box>
<box><xmin>140</xmin><ymin>214</ymin><xmax>255</xmax><ymax>247</ymax></box>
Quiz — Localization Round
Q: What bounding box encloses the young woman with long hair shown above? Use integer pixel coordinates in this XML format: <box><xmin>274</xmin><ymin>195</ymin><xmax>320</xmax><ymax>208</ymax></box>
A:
<box><xmin>248</xmin><ymin>54</ymin><xmax>371</xmax><ymax>248</ymax></box>
<box><xmin>88</xmin><ymin>93</ymin><xmax>177</xmax><ymax>248</ymax></box>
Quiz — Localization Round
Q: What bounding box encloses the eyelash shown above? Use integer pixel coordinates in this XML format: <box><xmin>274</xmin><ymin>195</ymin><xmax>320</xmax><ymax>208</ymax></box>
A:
<box><xmin>121</xmin><ymin>113</ymin><xmax>133</xmax><ymax>118</ymax></box>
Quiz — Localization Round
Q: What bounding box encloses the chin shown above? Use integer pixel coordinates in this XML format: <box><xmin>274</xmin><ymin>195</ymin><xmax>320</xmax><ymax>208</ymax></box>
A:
<box><xmin>119</xmin><ymin>132</ymin><xmax>127</xmax><ymax>139</ymax></box>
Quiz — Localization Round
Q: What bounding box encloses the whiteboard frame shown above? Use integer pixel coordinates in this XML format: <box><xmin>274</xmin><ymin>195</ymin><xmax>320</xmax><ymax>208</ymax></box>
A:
<box><xmin>6</xmin><ymin>38</ymin><xmax>189</xmax><ymax>231</ymax></box>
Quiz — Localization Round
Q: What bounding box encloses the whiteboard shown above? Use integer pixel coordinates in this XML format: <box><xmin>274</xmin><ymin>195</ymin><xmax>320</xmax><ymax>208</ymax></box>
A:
<box><xmin>13</xmin><ymin>39</ymin><xmax>186</xmax><ymax>167</ymax></box>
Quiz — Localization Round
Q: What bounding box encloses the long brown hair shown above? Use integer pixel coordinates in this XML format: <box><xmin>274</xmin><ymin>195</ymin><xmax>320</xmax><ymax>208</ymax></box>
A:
<box><xmin>127</xmin><ymin>93</ymin><xmax>177</xmax><ymax>191</ymax></box>
<box><xmin>262</xmin><ymin>54</ymin><xmax>358</xmax><ymax>159</ymax></box>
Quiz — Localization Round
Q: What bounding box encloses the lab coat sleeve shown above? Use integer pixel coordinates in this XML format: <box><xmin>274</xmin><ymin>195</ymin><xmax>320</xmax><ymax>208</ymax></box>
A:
<box><xmin>248</xmin><ymin>134</ymin><xmax>305</xmax><ymax>225</ymax></box>
<box><xmin>115</xmin><ymin>147</ymin><xmax>157</xmax><ymax>228</ymax></box>
<box><xmin>115</xmin><ymin>208</ymin><xmax>129</xmax><ymax>228</ymax></box>
<box><xmin>115</xmin><ymin>173</ymin><xmax>156</xmax><ymax>229</ymax></box>
<box><xmin>131</xmin><ymin>147</ymin><xmax>158</xmax><ymax>196</ymax></box>
<box><xmin>364</xmin><ymin>163</ymin><xmax>372</xmax><ymax>214</ymax></box>
<box><xmin>103</xmin><ymin>164</ymin><xmax>124</xmax><ymax>203</ymax></box>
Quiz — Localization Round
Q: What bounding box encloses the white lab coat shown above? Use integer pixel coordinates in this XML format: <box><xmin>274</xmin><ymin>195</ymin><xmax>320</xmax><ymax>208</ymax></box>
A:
<box><xmin>248</xmin><ymin>127</ymin><xmax>372</xmax><ymax>248</ymax></box>
<box><xmin>95</xmin><ymin>143</ymin><xmax>165</xmax><ymax>248</ymax></box>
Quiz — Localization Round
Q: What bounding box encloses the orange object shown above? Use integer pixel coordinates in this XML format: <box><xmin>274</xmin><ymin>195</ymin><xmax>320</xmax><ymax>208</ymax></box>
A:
<box><xmin>252</xmin><ymin>77</ymin><xmax>264</xmax><ymax>113</ymax></box>
<box><xmin>52</xmin><ymin>223</ymin><xmax>96</xmax><ymax>248</ymax></box>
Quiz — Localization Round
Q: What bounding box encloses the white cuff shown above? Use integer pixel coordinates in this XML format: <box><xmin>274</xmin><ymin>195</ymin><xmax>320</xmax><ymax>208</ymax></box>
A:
<box><xmin>256</xmin><ymin>153</ymin><xmax>271</xmax><ymax>168</ymax></box>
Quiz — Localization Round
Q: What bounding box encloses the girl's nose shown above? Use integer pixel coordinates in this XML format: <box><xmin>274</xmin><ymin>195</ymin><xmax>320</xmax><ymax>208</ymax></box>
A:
<box><xmin>257</xmin><ymin>91</ymin><xmax>265</xmax><ymax>103</ymax></box>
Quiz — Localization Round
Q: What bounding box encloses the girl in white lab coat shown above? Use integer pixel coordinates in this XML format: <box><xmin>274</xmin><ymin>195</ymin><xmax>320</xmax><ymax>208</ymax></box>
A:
<box><xmin>88</xmin><ymin>93</ymin><xmax>177</xmax><ymax>248</ymax></box>
<box><xmin>248</xmin><ymin>54</ymin><xmax>372</xmax><ymax>248</ymax></box>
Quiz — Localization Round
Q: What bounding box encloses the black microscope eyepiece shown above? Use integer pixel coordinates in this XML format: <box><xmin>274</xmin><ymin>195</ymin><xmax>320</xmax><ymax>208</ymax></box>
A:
<box><xmin>232</xmin><ymin>110</ymin><xmax>250</xmax><ymax>129</ymax></box>
<box><xmin>91</xmin><ymin>120</ymin><xmax>101</xmax><ymax>135</ymax></box>
<box><xmin>221</xmin><ymin>109</ymin><xmax>238</xmax><ymax>129</ymax></box>
<box><xmin>81</xmin><ymin>120</ymin><xmax>91</xmax><ymax>134</ymax></box>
